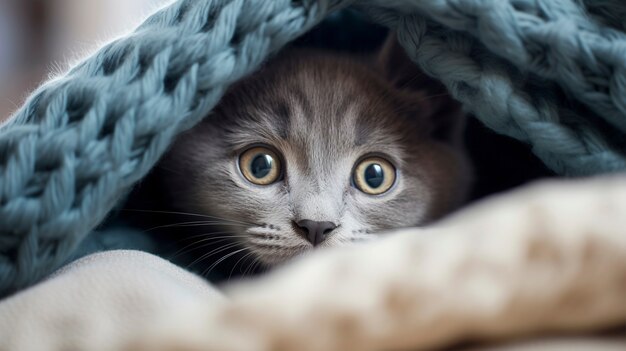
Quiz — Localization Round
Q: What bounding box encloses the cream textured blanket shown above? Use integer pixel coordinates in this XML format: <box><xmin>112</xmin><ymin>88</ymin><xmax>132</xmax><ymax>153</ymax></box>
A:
<box><xmin>1</xmin><ymin>176</ymin><xmax>625</xmax><ymax>351</ymax></box>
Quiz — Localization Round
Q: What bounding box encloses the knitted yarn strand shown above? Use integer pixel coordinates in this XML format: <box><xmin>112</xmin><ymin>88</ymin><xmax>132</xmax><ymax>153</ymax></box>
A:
<box><xmin>363</xmin><ymin>0</ymin><xmax>626</xmax><ymax>134</ymax></box>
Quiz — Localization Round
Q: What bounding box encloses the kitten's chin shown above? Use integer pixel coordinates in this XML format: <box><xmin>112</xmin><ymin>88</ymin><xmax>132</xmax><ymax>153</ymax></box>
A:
<box><xmin>249</xmin><ymin>234</ymin><xmax>364</xmax><ymax>268</ymax></box>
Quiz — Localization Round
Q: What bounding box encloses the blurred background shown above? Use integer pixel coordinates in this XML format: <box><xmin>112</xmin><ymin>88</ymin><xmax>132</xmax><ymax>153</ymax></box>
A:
<box><xmin>0</xmin><ymin>0</ymin><xmax>172</xmax><ymax>122</ymax></box>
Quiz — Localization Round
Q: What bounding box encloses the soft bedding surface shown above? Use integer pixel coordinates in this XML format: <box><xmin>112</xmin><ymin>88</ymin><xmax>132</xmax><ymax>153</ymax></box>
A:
<box><xmin>1</xmin><ymin>176</ymin><xmax>625</xmax><ymax>351</ymax></box>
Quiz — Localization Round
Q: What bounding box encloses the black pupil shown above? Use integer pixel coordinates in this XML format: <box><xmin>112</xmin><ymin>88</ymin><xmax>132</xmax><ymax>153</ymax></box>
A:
<box><xmin>364</xmin><ymin>163</ymin><xmax>384</xmax><ymax>188</ymax></box>
<box><xmin>250</xmin><ymin>154</ymin><xmax>273</xmax><ymax>179</ymax></box>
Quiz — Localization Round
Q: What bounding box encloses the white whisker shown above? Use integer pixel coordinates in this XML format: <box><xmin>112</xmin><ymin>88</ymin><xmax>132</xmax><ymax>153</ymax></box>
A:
<box><xmin>187</xmin><ymin>242</ymin><xmax>242</xmax><ymax>268</ymax></box>
<box><xmin>203</xmin><ymin>248</ymin><xmax>248</xmax><ymax>277</ymax></box>
<box><xmin>122</xmin><ymin>209</ymin><xmax>255</xmax><ymax>226</ymax></box>
<box><xmin>146</xmin><ymin>220</ymin><xmax>249</xmax><ymax>232</ymax></box>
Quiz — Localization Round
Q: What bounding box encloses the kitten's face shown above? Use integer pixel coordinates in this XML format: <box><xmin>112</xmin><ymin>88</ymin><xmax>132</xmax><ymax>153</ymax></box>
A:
<box><xmin>160</xmin><ymin>49</ymin><xmax>471</xmax><ymax>266</ymax></box>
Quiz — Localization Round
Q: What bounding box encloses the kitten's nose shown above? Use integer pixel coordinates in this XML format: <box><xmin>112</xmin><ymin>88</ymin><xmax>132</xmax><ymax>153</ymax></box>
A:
<box><xmin>296</xmin><ymin>220</ymin><xmax>337</xmax><ymax>246</ymax></box>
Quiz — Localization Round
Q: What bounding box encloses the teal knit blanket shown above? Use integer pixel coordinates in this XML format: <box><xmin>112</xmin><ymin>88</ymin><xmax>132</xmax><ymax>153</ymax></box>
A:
<box><xmin>1</xmin><ymin>0</ymin><xmax>625</xmax><ymax>296</ymax></box>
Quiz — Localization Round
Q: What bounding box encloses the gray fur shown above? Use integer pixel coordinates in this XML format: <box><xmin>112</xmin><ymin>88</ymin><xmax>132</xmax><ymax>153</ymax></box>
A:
<box><xmin>159</xmin><ymin>45</ymin><xmax>472</xmax><ymax>266</ymax></box>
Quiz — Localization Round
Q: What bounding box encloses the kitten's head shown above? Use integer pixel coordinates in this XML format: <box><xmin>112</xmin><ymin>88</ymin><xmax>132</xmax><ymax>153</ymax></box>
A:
<box><xmin>160</xmin><ymin>39</ymin><xmax>471</xmax><ymax>266</ymax></box>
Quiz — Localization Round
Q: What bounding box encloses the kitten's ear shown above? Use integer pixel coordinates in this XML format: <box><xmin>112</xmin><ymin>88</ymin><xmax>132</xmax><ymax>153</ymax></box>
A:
<box><xmin>377</xmin><ymin>33</ymin><xmax>465</xmax><ymax>145</ymax></box>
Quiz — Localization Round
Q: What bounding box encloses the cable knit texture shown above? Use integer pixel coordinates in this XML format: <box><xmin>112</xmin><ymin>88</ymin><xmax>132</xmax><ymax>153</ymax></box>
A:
<box><xmin>0</xmin><ymin>0</ymin><xmax>625</xmax><ymax>296</ymax></box>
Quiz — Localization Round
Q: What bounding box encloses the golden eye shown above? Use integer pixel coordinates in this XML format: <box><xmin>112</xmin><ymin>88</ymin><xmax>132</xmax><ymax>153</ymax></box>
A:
<box><xmin>353</xmin><ymin>156</ymin><xmax>396</xmax><ymax>195</ymax></box>
<box><xmin>239</xmin><ymin>147</ymin><xmax>282</xmax><ymax>185</ymax></box>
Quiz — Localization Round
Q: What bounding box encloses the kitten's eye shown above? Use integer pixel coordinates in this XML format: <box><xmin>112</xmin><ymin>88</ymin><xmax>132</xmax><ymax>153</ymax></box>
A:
<box><xmin>353</xmin><ymin>157</ymin><xmax>396</xmax><ymax>195</ymax></box>
<box><xmin>239</xmin><ymin>147</ymin><xmax>282</xmax><ymax>185</ymax></box>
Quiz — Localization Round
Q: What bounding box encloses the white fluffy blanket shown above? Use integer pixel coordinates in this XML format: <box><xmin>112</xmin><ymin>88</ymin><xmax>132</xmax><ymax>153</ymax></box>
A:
<box><xmin>1</xmin><ymin>176</ymin><xmax>625</xmax><ymax>351</ymax></box>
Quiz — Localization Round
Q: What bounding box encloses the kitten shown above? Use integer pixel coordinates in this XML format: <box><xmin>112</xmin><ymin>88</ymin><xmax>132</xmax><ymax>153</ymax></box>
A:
<box><xmin>153</xmin><ymin>37</ymin><xmax>472</xmax><ymax>269</ymax></box>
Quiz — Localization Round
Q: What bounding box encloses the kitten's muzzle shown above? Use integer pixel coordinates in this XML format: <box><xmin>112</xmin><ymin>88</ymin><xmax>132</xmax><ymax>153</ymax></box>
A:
<box><xmin>295</xmin><ymin>220</ymin><xmax>337</xmax><ymax>246</ymax></box>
